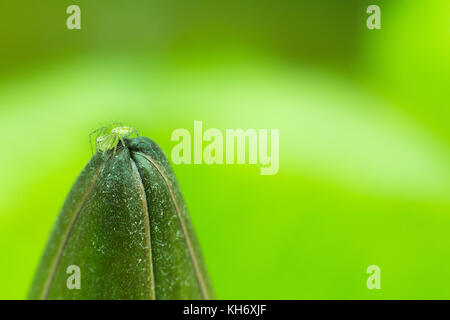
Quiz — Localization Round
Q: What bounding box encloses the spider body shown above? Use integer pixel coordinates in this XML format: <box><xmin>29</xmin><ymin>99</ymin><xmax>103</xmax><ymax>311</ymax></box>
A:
<box><xmin>90</xmin><ymin>124</ymin><xmax>138</xmax><ymax>154</ymax></box>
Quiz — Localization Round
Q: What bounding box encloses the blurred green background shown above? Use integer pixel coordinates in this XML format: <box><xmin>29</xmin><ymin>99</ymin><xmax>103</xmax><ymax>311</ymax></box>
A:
<box><xmin>1</xmin><ymin>0</ymin><xmax>449</xmax><ymax>299</ymax></box>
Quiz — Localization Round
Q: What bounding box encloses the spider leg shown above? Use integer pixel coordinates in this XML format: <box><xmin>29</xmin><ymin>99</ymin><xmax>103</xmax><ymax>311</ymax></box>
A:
<box><xmin>90</xmin><ymin>139</ymin><xmax>94</xmax><ymax>155</ymax></box>
<box><xmin>89</xmin><ymin>126</ymin><xmax>109</xmax><ymax>154</ymax></box>
<box><xmin>119</xmin><ymin>136</ymin><xmax>127</xmax><ymax>151</ymax></box>
<box><xmin>89</xmin><ymin>126</ymin><xmax>106</xmax><ymax>139</ymax></box>
<box><xmin>112</xmin><ymin>135</ymin><xmax>120</xmax><ymax>156</ymax></box>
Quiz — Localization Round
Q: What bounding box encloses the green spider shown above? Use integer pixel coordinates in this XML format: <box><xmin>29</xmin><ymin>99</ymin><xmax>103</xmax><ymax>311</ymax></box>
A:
<box><xmin>89</xmin><ymin>123</ymin><xmax>139</xmax><ymax>155</ymax></box>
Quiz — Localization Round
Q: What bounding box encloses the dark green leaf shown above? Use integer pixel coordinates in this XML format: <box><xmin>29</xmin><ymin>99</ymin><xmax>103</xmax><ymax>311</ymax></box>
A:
<box><xmin>28</xmin><ymin>137</ymin><xmax>213</xmax><ymax>300</ymax></box>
